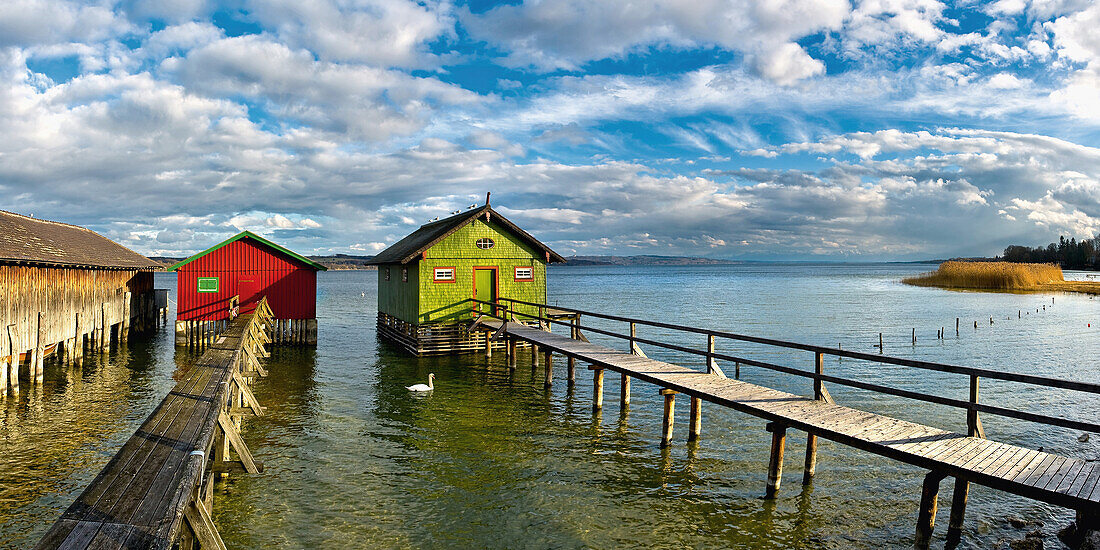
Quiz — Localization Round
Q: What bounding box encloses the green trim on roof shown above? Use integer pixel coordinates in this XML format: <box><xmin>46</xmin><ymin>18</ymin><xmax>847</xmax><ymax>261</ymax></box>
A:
<box><xmin>167</xmin><ymin>231</ymin><xmax>328</xmax><ymax>271</ymax></box>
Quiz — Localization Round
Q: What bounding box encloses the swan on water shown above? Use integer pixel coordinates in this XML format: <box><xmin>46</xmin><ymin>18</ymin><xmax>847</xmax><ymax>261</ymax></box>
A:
<box><xmin>406</xmin><ymin>373</ymin><xmax>435</xmax><ymax>392</ymax></box>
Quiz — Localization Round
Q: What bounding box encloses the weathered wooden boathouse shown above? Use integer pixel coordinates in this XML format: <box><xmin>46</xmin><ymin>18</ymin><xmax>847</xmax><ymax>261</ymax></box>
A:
<box><xmin>368</xmin><ymin>198</ymin><xmax>565</xmax><ymax>354</ymax></box>
<box><xmin>0</xmin><ymin>210</ymin><xmax>161</xmax><ymax>395</ymax></box>
<box><xmin>169</xmin><ymin>231</ymin><xmax>326</xmax><ymax>346</ymax></box>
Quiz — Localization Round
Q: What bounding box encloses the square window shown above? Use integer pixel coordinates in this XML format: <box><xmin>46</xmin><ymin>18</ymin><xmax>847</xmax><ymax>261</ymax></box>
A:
<box><xmin>433</xmin><ymin>267</ymin><xmax>455</xmax><ymax>282</ymax></box>
<box><xmin>514</xmin><ymin>267</ymin><xmax>533</xmax><ymax>281</ymax></box>
<box><xmin>197</xmin><ymin>277</ymin><xmax>219</xmax><ymax>293</ymax></box>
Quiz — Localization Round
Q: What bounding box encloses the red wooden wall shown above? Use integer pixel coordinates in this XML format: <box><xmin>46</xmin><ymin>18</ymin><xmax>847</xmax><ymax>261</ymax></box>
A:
<box><xmin>176</xmin><ymin>239</ymin><xmax>317</xmax><ymax>321</ymax></box>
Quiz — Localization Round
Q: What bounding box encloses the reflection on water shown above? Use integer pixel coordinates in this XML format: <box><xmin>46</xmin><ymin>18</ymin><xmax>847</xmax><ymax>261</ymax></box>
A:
<box><xmin>2</xmin><ymin>266</ymin><xmax>1098</xmax><ymax>549</ymax></box>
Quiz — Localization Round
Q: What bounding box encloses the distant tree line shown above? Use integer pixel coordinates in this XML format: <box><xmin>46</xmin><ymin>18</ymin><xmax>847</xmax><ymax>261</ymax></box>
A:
<box><xmin>1002</xmin><ymin>235</ymin><xmax>1100</xmax><ymax>270</ymax></box>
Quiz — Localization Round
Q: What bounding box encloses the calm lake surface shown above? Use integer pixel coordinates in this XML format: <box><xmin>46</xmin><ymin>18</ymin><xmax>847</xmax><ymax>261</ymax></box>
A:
<box><xmin>2</xmin><ymin>264</ymin><xmax>1098</xmax><ymax>549</ymax></box>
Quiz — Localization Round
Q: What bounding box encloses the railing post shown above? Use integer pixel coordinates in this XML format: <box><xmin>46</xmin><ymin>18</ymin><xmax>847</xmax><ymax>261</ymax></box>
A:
<box><xmin>804</xmin><ymin>351</ymin><xmax>824</xmax><ymax>485</ymax></box>
<box><xmin>567</xmin><ymin>316</ymin><xmax>577</xmax><ymax>386</ymax></box>
<box><xmin>628</xmin><ymin>322</ymin><xmax>636</xmax><ymax>353</ymax></box>
<box><xmin>967</xmin><ymin>375</ymin><xmax>983</xmax><ymax>438</ymax></box>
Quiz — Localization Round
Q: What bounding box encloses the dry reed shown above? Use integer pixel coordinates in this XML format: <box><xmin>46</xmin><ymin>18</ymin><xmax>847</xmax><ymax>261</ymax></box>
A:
<box><xmin>903</xmin><ymin>261</ymin><xmax>1065</xmax><ymax>290</ymax></box>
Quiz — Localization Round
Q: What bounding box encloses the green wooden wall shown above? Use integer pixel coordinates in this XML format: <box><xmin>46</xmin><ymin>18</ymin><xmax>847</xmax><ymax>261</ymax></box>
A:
<box><xmin>374</xmin><ymin>217</ymin><xmax>548</xmax><ymax>325</ymax></box>
<box><xmin>376</xmin><ymin>263</ymin><xmax>419</xmax><ymax>323</ymax></box>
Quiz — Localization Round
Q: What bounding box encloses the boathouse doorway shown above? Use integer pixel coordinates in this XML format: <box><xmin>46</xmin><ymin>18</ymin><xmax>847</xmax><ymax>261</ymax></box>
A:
<box><xmin>474</xmin><ymin>267</ymin><xmax>497</xmax><ymax>314</ymax></box>
<box><xmin>238</xmin><ymin>277</ymin><xmax>261</xmax><ymax>313</ymax></box>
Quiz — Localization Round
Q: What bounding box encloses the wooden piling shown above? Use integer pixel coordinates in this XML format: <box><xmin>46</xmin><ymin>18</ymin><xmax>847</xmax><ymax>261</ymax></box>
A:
<box><xmin>543</xmin><ymin>350</ymin><xmax>552</xmax><ymax>387</ymax></box>
<box><xmin>805</xmin><ymin>352</ymin><xmax>825</xmax><ymax>485</ymax></box>
<box><xmin>660</xmin><ymin>389</ymin><xmax>677</xmax><ymax>447</ymax></box>
<box><xmin>947</xmin><ymin>477</ymin><xmax>969</xmax><ymax>543</ymax></box>
<box><xmin>915</xmin><ymin>471</ymin><xmax>946</xmax><ymax>549</ymax></box>
<box><xmin>765</xmin><ymin>422</ymin><xmax>787</xmax><ymax>498</ymax></box>
<box><xmin>592</xmin><ymin>367</ymin><xmax>604</xmax><ymax>411</ymax></box>
<box><xmin>956</xmin><ymin>317</ymin><xmax>959</xmax><ymax>336</ymax></box>
<box><xmin>620</xmin><ymin>372</ymin><xmax>630</xmax><ymax>407</ymax></box>
<box><xmin>532</xmin><ymin>344</ymin><xmax>539</xmax><ymax>369</ymax></box>
<box><xmin>507</xmin><ymin>338</ymin><xmax>516</xmax><ymax>371</ymax></box>
<box><xmin>878</xmin><ymin>332</ymin><xmax>883</xmax><ymax>353</ymax></box>
<box><xmin>912</xmin><ymin>328</ymin><xmax>916</xmax><ymax>345</ymax></box>
<box><xmin>688</xmin><ymin>396</ymin><xmax>701</xmax><ymax>441</ymax></box>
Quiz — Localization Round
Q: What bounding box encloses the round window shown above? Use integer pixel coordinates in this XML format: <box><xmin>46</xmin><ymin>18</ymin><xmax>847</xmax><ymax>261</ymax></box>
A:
<box><xmin>475</xmin><ymin>238</ymin><xmax>495</xmax><ymax>250</ymax></box>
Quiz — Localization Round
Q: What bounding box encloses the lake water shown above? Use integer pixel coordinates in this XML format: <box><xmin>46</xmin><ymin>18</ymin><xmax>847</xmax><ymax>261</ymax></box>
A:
<box><xmin>2</xmin><ymin>264</ymin><xmax>1098</xmax><ymax>549</ymax></box>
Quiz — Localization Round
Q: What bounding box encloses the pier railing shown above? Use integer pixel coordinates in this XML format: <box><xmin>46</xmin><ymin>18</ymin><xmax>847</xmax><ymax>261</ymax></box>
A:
<box><xmin>472</xmin><ymin>297</ymin><xmax>1100</xmax><ymax>436</ymax></box>
<box><xmin>37</xmin><ymin>297</ymin><xmax>276</xmax><ymax>550</ymax></box>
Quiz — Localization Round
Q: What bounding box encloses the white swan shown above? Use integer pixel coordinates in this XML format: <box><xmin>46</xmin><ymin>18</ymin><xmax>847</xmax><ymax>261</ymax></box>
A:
<box><xmin>406</xmin><ymin>373</ymin><xmax>435</xmax><ymax>392</ymax></box>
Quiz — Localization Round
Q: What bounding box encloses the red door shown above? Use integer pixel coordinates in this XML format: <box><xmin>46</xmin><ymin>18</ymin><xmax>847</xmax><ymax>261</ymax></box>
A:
<box><xmin>238</xmin><ymin>276</ymin><xmax>261</xmax><ymax>313</ymax></box>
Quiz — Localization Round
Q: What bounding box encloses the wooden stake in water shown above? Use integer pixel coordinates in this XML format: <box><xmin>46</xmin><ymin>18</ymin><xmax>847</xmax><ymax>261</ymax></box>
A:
<box><xmin>956</xmin><ymin>317</ymin><xmax>959</xmax><ymax>336</ymax></box>
<box><xmin>878</xmin><ymin>332</ymin><xmax>883</xmax><ymax>353</ymax></box>
<box><xmin>912</xmin><ymin>328</ymin><xmax>916</xmax><ymax>345</ymax></box>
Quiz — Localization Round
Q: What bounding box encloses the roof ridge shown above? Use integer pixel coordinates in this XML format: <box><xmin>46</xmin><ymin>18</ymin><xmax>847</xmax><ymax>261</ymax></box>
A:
<box><xmin>0</xmin><ymin>209</ymin><xmax>103</xmax><ymax>235</ymax></box>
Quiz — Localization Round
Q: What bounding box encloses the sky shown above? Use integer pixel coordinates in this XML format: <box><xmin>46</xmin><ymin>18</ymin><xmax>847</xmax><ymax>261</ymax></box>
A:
<box><xmin>3</xmin><ymin>0</ymin><xmax>1100</xmax><ymax>260</ymax></box>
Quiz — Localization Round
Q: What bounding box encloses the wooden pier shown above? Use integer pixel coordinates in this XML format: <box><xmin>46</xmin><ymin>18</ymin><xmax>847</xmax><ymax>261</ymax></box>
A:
<box><xmin>35</xmin><ymin>298</ymin><xmax>275</xmax><ymax>550</ymax></box>
<box><xmin>473</xmin><ymin>298</ymin><xmax>1100</xmax><ymax>547</ymax></box>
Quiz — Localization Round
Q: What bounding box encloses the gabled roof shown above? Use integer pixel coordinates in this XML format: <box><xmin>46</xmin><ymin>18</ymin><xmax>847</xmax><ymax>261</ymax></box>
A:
<box><xmin>167</xmin><ymin>231</ymin><xmax>328</xmax><ymax>271</ymax></box>
<box><xmin>366</xmin><ymin>205</ymin><xmax>566</xmax><ymax>265</ymax></box>
<box><xmin>0</xmin><ymin>210</ymin><xmax>161</xmax><ymax>270</ymax></box>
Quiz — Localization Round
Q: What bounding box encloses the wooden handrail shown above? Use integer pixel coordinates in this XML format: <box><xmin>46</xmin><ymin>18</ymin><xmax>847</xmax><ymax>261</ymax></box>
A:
<box><xmin>469</xmin><ymin>297</ymin><xmax>1100</xmax><ymax>434</ymax></box>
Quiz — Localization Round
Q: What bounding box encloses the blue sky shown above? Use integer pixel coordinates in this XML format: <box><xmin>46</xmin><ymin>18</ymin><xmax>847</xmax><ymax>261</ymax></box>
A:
<box><xmin>3</xmin><ymin>0</ymin><xmax>1100</xmax><ymax>260</ymax></box>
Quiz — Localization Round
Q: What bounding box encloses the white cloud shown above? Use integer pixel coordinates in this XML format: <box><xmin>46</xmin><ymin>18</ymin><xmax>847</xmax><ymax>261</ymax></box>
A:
<box><xmin>249</xmin><ymin>0</ymin><xmax>453</xmax><ymax>67</ymax></box>
<box><xmin>0</xmin><ymin>0</ymin><xmax>130</xmax><ymax>47</ymax></box>
<box><xmin>462</xmin><ymin>0</ymin><xmax>847</xmax><ymax>84</ymax></box>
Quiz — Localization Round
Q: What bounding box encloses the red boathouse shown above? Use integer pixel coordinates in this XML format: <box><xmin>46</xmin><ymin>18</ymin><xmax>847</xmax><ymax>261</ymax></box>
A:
<box><xmin>168</xmin><ymin>231</ymin><xmax>326</xmax><ymax>346</ymax></box>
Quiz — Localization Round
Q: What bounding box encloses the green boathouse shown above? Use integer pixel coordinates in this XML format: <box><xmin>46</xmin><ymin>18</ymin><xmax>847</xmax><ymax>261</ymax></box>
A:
<box><xmin>367</xmin><ymin>199</ymin><xmax>565</xmax><ymax>355</ymax></box>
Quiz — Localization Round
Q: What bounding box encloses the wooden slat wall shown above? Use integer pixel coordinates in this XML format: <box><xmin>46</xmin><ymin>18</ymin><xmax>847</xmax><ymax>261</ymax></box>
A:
<box><xmin>0</xmin><ymin>265</ymin><xmax>154</xmax><ymax>366</ymax></box>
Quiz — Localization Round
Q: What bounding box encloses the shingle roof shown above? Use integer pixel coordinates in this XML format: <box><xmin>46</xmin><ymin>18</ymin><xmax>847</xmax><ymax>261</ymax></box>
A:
<box><xmin>0</xmin><ymin>210</ymin><xmax>161</xmax><ymax>270</ymax></box>
<box><xmin>366</xmin><ymin>205</ymin><xmax>566</xmax><ymax>265</ymax></box>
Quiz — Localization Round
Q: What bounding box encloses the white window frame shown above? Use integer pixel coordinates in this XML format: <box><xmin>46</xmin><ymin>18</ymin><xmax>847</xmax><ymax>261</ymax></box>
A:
<box><xmin>514</xmin><ymin>267</ymin><xmax>534</xmax><ymax>281</ymax></box>
<box><xmin>433</xmin><ymin>267</ymin><xmax>455</xmax><ymax>282</ymax></box>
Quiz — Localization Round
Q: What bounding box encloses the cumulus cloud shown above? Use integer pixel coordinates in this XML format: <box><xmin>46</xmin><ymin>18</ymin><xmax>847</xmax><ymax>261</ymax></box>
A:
<box><xmin>462</xmin><ymin>0</ymin><xmax>847</xmax><ymax>84</ymax></box>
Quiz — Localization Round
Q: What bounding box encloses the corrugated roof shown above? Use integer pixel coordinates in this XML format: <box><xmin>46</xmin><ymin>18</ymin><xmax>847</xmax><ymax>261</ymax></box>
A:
<box><xmin>0</xmin><ymin>210</ymin><xmax>161</xmax><ymax>270</ymax></box>
<box><xmin>167</xmin><ymin>231</ymin><xmax>328</xmax><ymax>271</ymax></box>
<box><xmin>367</xmin><ymin>205</ymin><xmax>566</xmax><ymax>265</ymax></box>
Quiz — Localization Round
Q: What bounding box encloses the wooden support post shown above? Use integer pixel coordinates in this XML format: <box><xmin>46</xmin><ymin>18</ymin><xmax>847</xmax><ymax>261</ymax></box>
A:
<box><xmin>543</xmin><ymin>350</ymin><xmax>553</xmax><ymax>387</ymax></box>
<box><xmin>765</xmin><ymin>422</ymin><xmax>787</xmax><ymax>498</ymax></box>
<box><xmin>967</xmin><ymin>375</ymin><xmax>984</xmax><ymax>439</ymax></box>
<box><xmin>506</xmin><ymin>338</ymin><xmax>516</xmax><ymax>371</ymax></box>
<box><xmin>567</xmin><ymin>320</ymin><xmax>577</xmax><ymax>386</ymax></box>
<box><xmin>705</xmin><ymin>334</ymin><xmax>725</xmax><ymax>377</ymax></box>
<box><xmin>184</xmin><ymin>497</ymin><xmax>228</xmax><ymax>550</ymax></box>
<box><xmin>629</xmin><ymin>322</ymin><xmax>636</xmax><ymax>353</ymax></box>
<box><xmin>121</xmin><ymin>291</ymin><xmax>131</xmax><ymax>342</ymax></box>
<box><xmin>660</xmin><ymin>389</ymin><xmax>677</xmax><ymax>448</ymax></box>
<box><xmin>217</xmin><ymin>411</ymin><xmax>261</xmax><ymax>473</ymax></box>
<box><xmin>688</xmin><ymin>396</ymin><xmax>701</xmax><ymax>441</ymax></box>
<box><xmin>956</xmin><ymin>317</ymin><xmax>960</xmax><ymax>336</ymax></box>
<box><xmin>35</xmin><ymin>312</ymin><xmax>44</xmax><ymax>382</ymax></box>
<box><xmin>532</xmin><ymin>344</ymin><xmax>539</xmax><ymax>369</ymax></box>
<box><xmin>485</xmin><ymin>330</ymin><xmax>492</xmax><ymax>357</ymax></box>
<box><xmin>7</xmin><ymin>325</ymin><xmax>18</xmax><ymax>393</ymax></box>
<box><xmin>805</xmin><ymin>351</ymin><xmax>826</xmax><ymax>484</ymax></box>
<box><xmin>915</xmin><ymin>471</ymin><xmax>946</xmax><ymax>549</ymax></box>
<box><xmin>946</xmin><ymin>477</ymin><xmax>969</xmax><ymax>544</ymax></box>
<box><xmin>878</xmin><ymin>332</ymin><xmax>883</xmax><ymax>353</ymax></box>
<box><xmin>592</xmin><ymin>367</ymin><xmax>604</xmax><ymax>411</ymax></box>
<box><xmin>620</xmin><ymin>372</ymin><xmax>630</xmax><ymax>407</ymax></box>
<box><xmin>912</xmin><ymin>327</ymin><xmax>916</xmax><ymax>345</ymax></box>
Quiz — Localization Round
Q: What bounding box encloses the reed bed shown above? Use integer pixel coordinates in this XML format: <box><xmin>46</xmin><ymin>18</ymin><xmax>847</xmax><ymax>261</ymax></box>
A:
<box><xmin>903</xmin><ymin>261</ymin><xmax>1066</xmax><ymax>291</ymax></box>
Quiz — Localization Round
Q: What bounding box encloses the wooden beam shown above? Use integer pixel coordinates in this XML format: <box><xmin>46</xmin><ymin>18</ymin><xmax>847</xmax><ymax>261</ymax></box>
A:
<box><xmin>620</xmin><ymin>373</ymin><xmax>630</xmax><ymax>407</ymax></box>
<box><xmin>766</xmin><ymin>422</ymin><xmax>787</xmax><ymax>498</ymax></box>
<box><xmin>183</xmin><ymin>498</ymin><xmax>228</xmax><ymax>550</ymax></box>
<box><xmin>915</xmin><ymin>470</ymin><xmax>947</xmax><ymax>549</ymax></box>
<box><xmin>660</xmin><ymin>389</ymin><xmax>677</xmax><ymax>448</ymax></box>
<box><xmin>688</xmin><ymin>396</ymin><xmax>701</xmax><ymax>441</ymax></box>
<box><xmin>592</xmin><ymin>367</ymin><xmax>604</xmax><ymax>411</ymax></box>
<box><xmin>946</xmin><ymin>477</ymin><xmax>969</xmax><ymax>545</ymax></box>
<box><xmin>232</xmin><ymin>372</ymin><xmax>264</xmax><ymax>417</ymax></box>
<box><xmin>217</xmin><ymin>412</ymin><xmax>261</xmax><ymax>474</ymax></box>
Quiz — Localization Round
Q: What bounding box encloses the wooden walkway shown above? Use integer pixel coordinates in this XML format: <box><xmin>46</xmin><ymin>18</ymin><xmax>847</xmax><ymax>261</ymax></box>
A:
<box><xmin>35</xmin><ymin>300</ymin><xmax>275</xmax><ymax>550</ymax></box>
<box><xmin>484</xmin><ymin>319</ymin><xmax>1099</xmax><ymax>544</ymax></box>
